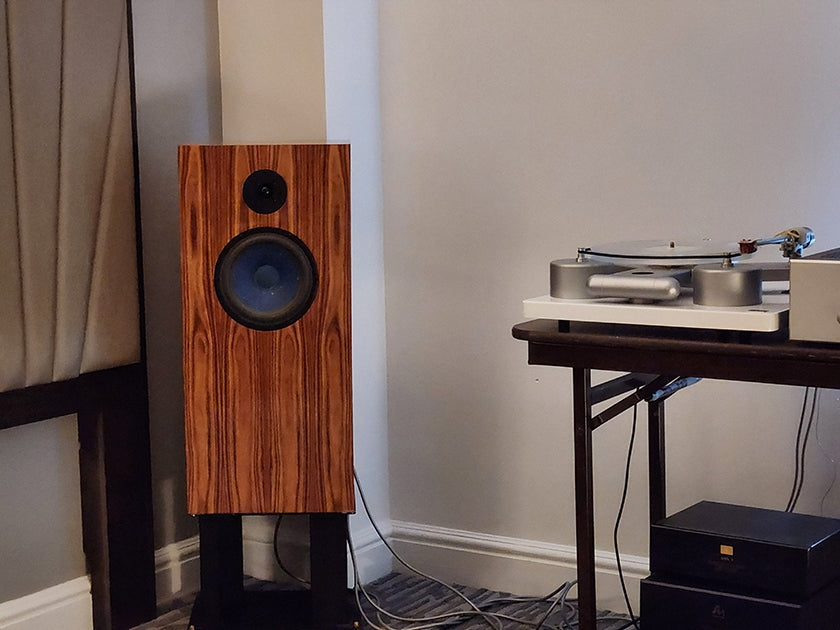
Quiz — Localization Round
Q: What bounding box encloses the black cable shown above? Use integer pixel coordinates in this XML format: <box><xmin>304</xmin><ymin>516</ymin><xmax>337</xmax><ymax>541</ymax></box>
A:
<box><xmin>785</xmin><ymin>387</ymin><xmax>812</xmax><ymax>512</ymax></box>
<box><xmin>613</xmin><ymin>402</ymin><xmax>641</xmax><ymax>630</ymax></box>
<box><xmin>790</xmin><ymin>388</ymin><xmax>819</xmax><ymax>512</ymax></box>
<box><xmin>272</xmin><ymin>515</ymin><xmax>310</xmax><ymax>586</ymax></box>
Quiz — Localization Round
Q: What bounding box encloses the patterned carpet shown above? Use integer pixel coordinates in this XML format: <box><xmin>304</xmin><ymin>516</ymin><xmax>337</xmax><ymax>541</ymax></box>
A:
<box><xmin>132</xmin><ymin>572</ymin><xmax>634</xmax><ymax>629</ymax></box>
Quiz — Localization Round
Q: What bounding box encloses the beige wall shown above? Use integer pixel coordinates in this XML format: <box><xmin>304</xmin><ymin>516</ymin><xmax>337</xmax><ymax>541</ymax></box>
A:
<box><xmin>0</xmin><ymin>416</ymin><xmax>85</xmax><ymax>601</ymax></box>
<box><xmin>322</xmin><ymin>0</ymin><xmax>391</xmax><ymax>564</ymax></box>
<box><xmin>0</xmin><ymin>0</ymin><xmax>141</xmax><ymax>606</ymax></box>
<box><xmin>10</xmin><ymin>0</ymin><xmax>840</xmax><ymax>616</ymax></box>
<box><xmin>380</xmin><ymin>0</ymin><xmax>840</xmax><ymax>607</ymax></box>
<box><xmin>0</xmin><ymin>0</ymin><xmax>390</xmax><ymax>613</ymax></box>
<box><xmin>215</xmin><ymin>0</ymin><xmax>327</xmax><ymax>571</ymax></box>
<box><xmin>217</xmin><ymin>0</ymin><xmax>326</xmax><ymax>144</ymax></box>
<box><xmin>215</xmin><ymin>0</ymin><xmax>392</xmax><ymax>583</ymax></box>
<box><xmin>132</xmin><ymin>0</ymin><xmax>223</xmax><ymax>547</ymax></box>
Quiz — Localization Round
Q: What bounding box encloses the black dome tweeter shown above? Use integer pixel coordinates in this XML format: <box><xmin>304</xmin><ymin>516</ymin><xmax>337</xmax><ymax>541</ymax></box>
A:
<box><xmin>242</xmin><ymin>169</ymin><xmax>288</xmax><ymax>214</ymax></box>
<box><xmin>214</xmin><ymin>227</ymin><xmax>318</xmax><ymax>330</ymax></box>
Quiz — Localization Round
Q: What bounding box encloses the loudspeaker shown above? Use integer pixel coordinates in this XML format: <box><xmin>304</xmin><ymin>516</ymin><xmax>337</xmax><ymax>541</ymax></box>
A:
<box><xmin>179</xmin><ymin>144</ymin><xmax>353</xmax><ymax>515</ymax></box>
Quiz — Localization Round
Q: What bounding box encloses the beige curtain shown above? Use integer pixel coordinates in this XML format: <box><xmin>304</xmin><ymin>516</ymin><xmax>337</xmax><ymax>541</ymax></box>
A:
<box><xmin>0</xmin><ymin>0</ymin><xmax>140</xmax><ymax>392</ymax></box>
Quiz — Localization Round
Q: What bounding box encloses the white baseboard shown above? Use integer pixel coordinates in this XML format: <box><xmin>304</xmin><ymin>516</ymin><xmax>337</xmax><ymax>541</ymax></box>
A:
<box><xmin>0</xmin><ymin>523</ymin><xmax>392</xmax><ymax>630</ymax></box>
<box><xmin>0</xmin><ymin>577</ymin><xmax>93</xmax><ymax>630</ymax></box>
<box><xmin>155</xmin><ymin>534</ymin><xmax>201</xmax><ymax>609</ymax></box>
<box><xmin>390</xmin><ymin>520</ymin><xmax>649</xmax><ymax>614</ymax></box>
<box><xmin>150</xmin><ymin>517</ymin><xmax>393</xmax><ymax>607</ymax></box>
<box><xmin>147</xmin><ymin>520</ymin><xmax>645</xmax><ymax>619</ymax></box>
<box><xmin>0</xmin><ymin>533</ymin><xmax>203</xmax><ymax>630</ymax></box>
<box><xmin>349</xmin><ymin>520</ymin><xmax>394</xmax><ymax>586</ymax></box>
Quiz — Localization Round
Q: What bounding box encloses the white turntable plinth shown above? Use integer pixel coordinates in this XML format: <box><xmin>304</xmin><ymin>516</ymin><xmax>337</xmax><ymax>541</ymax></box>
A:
<box><xmin>523</xmin><ymin>291</ymin><xmax>789</xmax><ymax>332</ymax></box>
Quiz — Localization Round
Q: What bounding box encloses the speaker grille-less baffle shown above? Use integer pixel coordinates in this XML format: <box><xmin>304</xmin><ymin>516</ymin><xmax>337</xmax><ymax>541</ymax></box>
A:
<box><xmin>214</xmin><ymin>227</ymin><xmax>318</xmax><ymax>330</ymax></box>
<box><xmin>242</xmin><ymin>169</ymin><xmax>288</xmax><ymax>214</ymax></box>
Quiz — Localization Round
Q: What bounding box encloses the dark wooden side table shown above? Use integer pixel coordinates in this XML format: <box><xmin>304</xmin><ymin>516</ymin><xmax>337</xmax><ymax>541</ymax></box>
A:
<box><xmin>512</xmin><ymin>319</ymin><xmax>840</xmax><ymax>630</ymax></box>
<box><xmin>0</xmin><ymin>363</ymin><xmax>156</xmax><ymax>630</ymax></box>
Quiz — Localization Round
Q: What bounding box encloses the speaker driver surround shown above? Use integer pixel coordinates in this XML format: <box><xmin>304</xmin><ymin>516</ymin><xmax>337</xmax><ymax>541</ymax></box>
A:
<box><xmin>214</xmin><ymin>227</ymin><xmax>318</xmax><ymax>330</ymax></box>
<box><xmin>242</xmin><ymin>169</ymin><xmax>288</xmax><ymax>214</ymax></box>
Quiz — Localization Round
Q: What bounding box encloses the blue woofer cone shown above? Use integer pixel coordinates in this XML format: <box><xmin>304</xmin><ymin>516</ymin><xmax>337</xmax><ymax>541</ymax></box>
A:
<box><xmin>214</xmin><ymin>228</ymin><xmax>318</xmax><ymax>330</ymax></box>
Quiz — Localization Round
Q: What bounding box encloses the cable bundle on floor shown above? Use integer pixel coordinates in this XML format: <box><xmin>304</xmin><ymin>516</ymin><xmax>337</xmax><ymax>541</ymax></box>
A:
<box><xmin>349</xmin><ymin>470</ymin><xmax>635</xmax><ymax>630</ymax></box>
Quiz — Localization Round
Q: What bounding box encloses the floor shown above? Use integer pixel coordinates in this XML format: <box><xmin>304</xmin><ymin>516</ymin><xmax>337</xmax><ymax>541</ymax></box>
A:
<box><xmin>131</xmin><ymin>572</ymin><xmax>634</xmax><ymax>630</ymax></box>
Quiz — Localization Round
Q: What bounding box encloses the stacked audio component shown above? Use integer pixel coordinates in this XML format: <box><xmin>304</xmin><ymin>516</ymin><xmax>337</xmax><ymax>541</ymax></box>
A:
<box><xmin>179</xmin><ymin>144</ymin><xmax>355</xmax><ymax>628</ymax></box>
<box><xmin>641</xmin><ymin>501</ymin><xmax>840</xmax><ymax>629</ymax></box>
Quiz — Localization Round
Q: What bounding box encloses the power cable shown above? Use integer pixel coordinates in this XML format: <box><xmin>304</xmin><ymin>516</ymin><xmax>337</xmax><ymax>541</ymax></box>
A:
<box><xmin>350</xmin><ymin>468</ymin><xmax>633</xmax><ymax>630</ymax></box>
<box><xmin>786</xmin><ymin>387</ymin><xmax>819</xmax><ymax>512</ymax></box>
<box><xmin>272</xmin><ymin>515</ymin><xmax>310</xmax><ymax>586</ymax></box>
<box><xmin>612</xmin><ymin>403</ymin><xmax>641</xmax><ymax>630</ymax></box>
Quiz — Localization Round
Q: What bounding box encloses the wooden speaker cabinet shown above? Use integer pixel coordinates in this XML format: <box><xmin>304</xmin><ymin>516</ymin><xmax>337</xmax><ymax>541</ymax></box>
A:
<box><xmin>179</xmin><ymin>144</ymin><xmax>354</xmax><ymax>515</ymax></box>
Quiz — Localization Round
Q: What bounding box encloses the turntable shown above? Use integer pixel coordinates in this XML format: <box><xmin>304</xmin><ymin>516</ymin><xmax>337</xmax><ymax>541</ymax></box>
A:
<box><xmin>523</xmin><ymin>227</ymin><xmax>814</xmax><ymax>332</ymax></box>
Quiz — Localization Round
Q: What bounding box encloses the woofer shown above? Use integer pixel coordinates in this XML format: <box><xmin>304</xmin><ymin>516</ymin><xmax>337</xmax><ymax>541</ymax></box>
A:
<box><xmin>214</xmin><ymin>227</ymin><xmax>318</xmax><ymax>331</ymax></box>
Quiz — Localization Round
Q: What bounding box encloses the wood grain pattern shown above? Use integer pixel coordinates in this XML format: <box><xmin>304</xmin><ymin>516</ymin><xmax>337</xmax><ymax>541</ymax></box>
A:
<box><xmin>179</xmin><ymin>145</ymin><xmax>353</xmax><ymax>515</ymax></box>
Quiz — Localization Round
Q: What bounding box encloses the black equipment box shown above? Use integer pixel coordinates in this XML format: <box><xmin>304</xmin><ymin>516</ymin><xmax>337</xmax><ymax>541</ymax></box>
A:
<box><xmin>649</xmin><ymin>501</ymin><xmax>840</xmax><ymax>596</ymax></box>
<box><xmin>640</xmin><ymin>574</ymin><xmax>840</xmax><ymax>630</ymax></box>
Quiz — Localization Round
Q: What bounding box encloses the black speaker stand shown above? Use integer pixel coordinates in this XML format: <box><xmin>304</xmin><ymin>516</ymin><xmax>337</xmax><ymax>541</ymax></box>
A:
<box><xmin>188</xmin><ymin>514</ymin><xmax>360</xmax><ymax>630</ymax></box>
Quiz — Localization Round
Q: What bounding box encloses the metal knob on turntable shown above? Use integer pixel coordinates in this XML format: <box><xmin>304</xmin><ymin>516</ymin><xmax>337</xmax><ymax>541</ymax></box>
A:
<box><xmin>549</xmin><ymin>259</ymin><xmax>624</xmax><ymax>299</ymax></box>
<box><xmin>692</xmin><ymin>261</ymin><xmax>764</xmax><ymax>307</ymax></box>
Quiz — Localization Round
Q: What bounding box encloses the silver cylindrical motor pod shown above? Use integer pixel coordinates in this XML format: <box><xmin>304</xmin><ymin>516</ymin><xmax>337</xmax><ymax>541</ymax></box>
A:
<box><xmin>550</xmin><ymin>259</ymin><xmax>622</xmax><ymax>299</ymax></box>
<box><xmin>587</xmin><ymin>273</ymin><xmax>682</xmax><ymax>301</ymax></box>
<box><xmin>692</xmin><ymin>263</ymin><xmax>763</xmax><ymax>307</ymax></box>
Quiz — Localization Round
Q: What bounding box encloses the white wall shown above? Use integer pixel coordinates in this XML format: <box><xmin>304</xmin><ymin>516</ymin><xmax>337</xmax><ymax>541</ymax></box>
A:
<box><xmin>16</xmin><ymin>1</ymin><xmax>840</xmax><ymax>620</ymax></box>
<box><xmin>322</xmin><ymin>0</ymin><xmax>390</xmax><ymax>562</ymax></box>
<box><xmin>131</xmin><ymin>0</ymin><xmax>223</xmax><ymax>550</ymax></box>
<box><xmin>0</xmin><ymin>2</ymin><xmax>390</xmax><ymax>623</ymax></box>
<box><xmin>216</xmin><ymin>0</ymin><xmax>391</xmax><ymax>584</ymax></box>
<box><xmin>217</xmin><ymin>0</ymin><xmax>326</xmax><ymax>143</ymax></box>
<box><xmin>0</xmin><ymin>417</ymin><xmax>85</xmax><ymax>601</ymax></box>
<box><xmin>379</xmin><ymin>0</ymin><xmax>840</xmax><ymax>608</ymax></box>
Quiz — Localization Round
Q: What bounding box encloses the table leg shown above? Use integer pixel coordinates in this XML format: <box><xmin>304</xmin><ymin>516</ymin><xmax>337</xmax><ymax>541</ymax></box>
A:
<box><xmin>648</xmin><ymin>399</ymin><xmax>666</xmax><ymax>524</ymax></box>
<box><xmin>77</xmin><ymin>364</ymin><xmax>156</xmax><ymax>630</ymax></box>
<box><xmin>310</xmin><ymin>514</ymin><xmax>354</xmax><ymax>629</ymax></box>
<box><xmin>573</xmin><ymin>367</ymin><xmax>597</xmax><ymax>630</ymax></box>
<box><xmin>190</xmin><ymin>515</ymin><xmax>245</xmax><ymax>629</ymax></box>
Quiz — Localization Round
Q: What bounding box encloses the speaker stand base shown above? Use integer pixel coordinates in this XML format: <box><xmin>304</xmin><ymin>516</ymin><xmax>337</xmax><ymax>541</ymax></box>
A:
<box><xmin>189</xmin><ymin>514</ymin><xmax>360</xmax><ymax>630</ymax></box>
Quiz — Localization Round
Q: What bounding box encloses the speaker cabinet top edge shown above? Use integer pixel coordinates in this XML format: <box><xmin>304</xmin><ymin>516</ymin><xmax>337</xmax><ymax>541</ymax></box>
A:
<box><xmin>178</xmin><ymin>142</ymin><xmax>350</xmax><ymax>149</ymax></box>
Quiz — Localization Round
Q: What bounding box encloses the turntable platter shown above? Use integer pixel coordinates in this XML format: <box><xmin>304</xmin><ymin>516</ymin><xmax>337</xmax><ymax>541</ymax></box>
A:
<box><xmin>582</xmin><ymin>239</ymin><xmax>746</xmax><ymax>267</ymax></box>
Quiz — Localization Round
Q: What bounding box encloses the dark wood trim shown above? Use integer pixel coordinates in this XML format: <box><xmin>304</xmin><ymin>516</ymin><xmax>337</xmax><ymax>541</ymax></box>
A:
<box><xmin>125</xmin><ymin>0</ymin><xmax>149</xmax><ymax>367</ymax></box>
<box><xmin>514</xmin><ymin>319</ymin><xmax>840</xmax><ymax>388</ymax></box>
<box><xmin>0</xmin><ymin>363</ymin><xmax>156</xmax><ymax>629</ymax></box>
<box><xmin>90</xmin><ymin>364</ymin><xmax>156</xmax><ymax>629</ymax></box>
<box><xmin>0</xmin><ymin>363</ymin><xmax>149</xmax><ymax>425</ymax></box>
<box><xmin>0</xmin><ymin>377</ymin><xmax>82</xmax><ymax>430</ymax></box>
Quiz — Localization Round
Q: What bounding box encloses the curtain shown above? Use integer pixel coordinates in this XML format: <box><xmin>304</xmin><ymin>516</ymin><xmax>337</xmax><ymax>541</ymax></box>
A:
<box><xmin>0</xmin><ymin>0</ymin><xmax>140</xmax><ymax>392</ymax></box>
